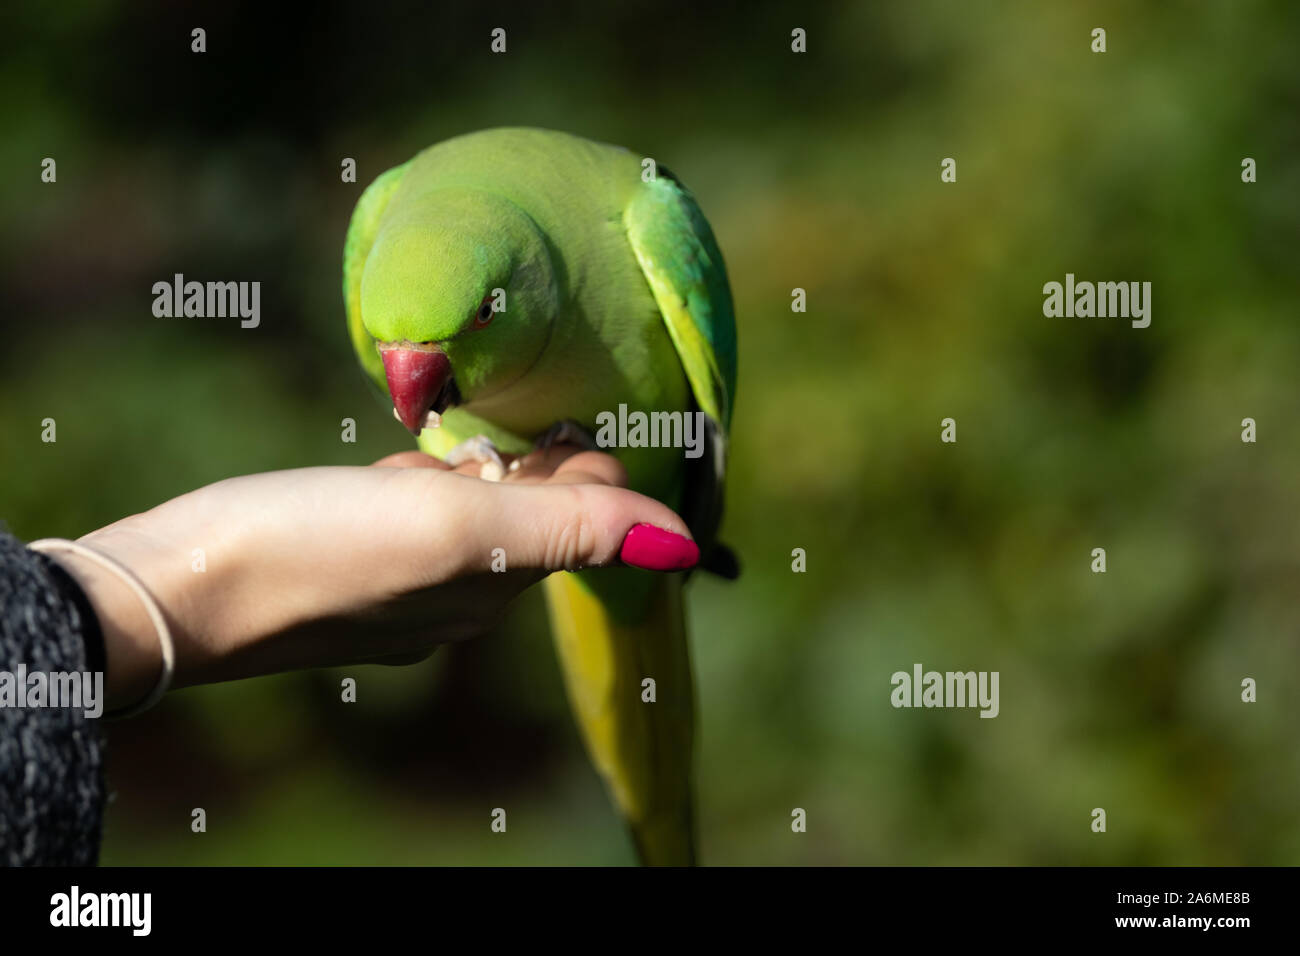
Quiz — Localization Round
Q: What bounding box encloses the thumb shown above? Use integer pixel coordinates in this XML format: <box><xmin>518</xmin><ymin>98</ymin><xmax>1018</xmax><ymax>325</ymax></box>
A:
<box><xmin>466</xmin><ymin>481</ymin><xmax>700</xmax><ymax>574</ymax></box>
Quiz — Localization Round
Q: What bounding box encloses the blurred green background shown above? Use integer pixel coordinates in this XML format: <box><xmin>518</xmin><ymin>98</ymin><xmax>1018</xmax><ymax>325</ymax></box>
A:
<box><xmin>1</xmin><ymin>0</ymin><xmax>1297</xmax><ymax>864</ymax></box>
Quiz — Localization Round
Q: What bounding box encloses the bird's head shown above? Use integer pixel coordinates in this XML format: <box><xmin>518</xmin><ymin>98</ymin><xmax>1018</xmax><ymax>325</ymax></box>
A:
<box><xmin>360</xmin><ymin>188</ymin><xmax>558</xmax><ymax>434</ymax></box>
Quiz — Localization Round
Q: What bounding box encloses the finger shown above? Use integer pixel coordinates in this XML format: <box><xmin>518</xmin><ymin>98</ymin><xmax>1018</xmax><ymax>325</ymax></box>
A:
<box><xmin>361</xmin><ymin>647</ymin><xmax>439</xmax><ymax>667</ymax></box>
<box><xmin>449</xmin><ymin>458</ymin><xmax>499</xmax><ymax>478</ymax></box>
<box><xmin>500</xmin><ymin>443</ymin><xmax>583</xmax><ymax>482</ymax></box>
<box><xmin>456</xmin><ymin>480</ymin><xmax>698</xmax><ymax>574</ymax></box>
<box><xmin>547</xmin><ymin>450</ymin><xmax>629</xmax><ymax>487</ymax></box>
<box><xmin>372</xmin><ymin>451</ymin><xmax>452</xmax><ymax>470</ymax></box>
<box><xmin>504</xmin><ymin>445</ymin><xmax>627</xmax><ymax>488</ymax></box>
<box><xmin>373</xmin><ymin>449</ymin><xmax>513</xmax><ymax>479</ymax></box>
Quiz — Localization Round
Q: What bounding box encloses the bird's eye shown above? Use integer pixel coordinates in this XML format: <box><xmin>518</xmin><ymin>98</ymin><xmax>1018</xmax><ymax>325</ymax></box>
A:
<box><xmin>473</xmin><ymin>297</ymin><xmax>495</xmax><ymax>328</ymax></box>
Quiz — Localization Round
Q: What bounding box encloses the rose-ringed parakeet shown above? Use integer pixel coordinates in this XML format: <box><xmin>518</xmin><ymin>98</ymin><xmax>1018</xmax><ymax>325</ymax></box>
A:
<box><xmin>342</xmin><ymin>127</ymin><xmax>737</xmax><ymax>865</ymax></box>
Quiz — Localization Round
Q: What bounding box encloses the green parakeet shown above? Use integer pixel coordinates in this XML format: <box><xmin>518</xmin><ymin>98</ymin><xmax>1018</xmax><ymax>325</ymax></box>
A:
<box><xmin>342</xmin><ymin>127</ymin><xmax>737</xmax><ymax>865</ymax></box>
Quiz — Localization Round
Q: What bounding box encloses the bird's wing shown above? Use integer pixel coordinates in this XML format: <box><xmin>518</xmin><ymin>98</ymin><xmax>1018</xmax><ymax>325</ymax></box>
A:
<box><xmin>624</xmin><ymin>173</ymin><xmax>736</xmax><ymax>429</ymax></box>
<box><xmin>625</xmin><ymin>173</ymin><xmax>737</xmax><ymax>555</ymax></box>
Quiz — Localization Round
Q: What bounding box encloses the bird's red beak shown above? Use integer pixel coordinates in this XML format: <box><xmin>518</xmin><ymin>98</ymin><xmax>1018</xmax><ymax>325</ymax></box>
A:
<box><xmin>379</xmin><ymin>343</ymin><xmax>454</xmax><ymax>436</ymax></box>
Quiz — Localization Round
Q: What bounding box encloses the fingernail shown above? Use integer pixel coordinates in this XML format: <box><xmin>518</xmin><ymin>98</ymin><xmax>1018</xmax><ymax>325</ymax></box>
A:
<box><xmin>619</xmin><ymin>523</ymin><xmax>699</xmax><ymax>571</ymax></box>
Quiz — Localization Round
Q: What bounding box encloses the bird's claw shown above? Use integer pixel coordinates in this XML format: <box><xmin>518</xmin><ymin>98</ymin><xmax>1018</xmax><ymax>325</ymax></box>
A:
<box><xmin>534</xmin><ymin>419</ymin><xmax>600</xmax><ymax>453</ymax></box>
<box><xmin>446</xmin><ymin>434</ymin><xmax>506</xmax><ymax>482</ymax></box>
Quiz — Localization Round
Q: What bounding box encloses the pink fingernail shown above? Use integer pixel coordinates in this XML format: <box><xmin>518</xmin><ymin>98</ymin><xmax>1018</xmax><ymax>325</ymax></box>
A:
<box><xmin>619</xmin><ymin>523</ymin><xmax>700</xmax><ymax>571</ymax></box>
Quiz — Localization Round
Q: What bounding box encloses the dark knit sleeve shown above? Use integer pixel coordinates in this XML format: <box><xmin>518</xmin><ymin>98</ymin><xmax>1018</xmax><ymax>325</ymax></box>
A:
<box><xmin>0</xmin><ymin>530</ymin><xmax>106</xmax><ymax>866</ymax></box>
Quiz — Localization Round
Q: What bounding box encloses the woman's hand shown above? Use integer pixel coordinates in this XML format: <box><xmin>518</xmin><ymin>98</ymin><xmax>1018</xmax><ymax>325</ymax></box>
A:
<box><xmin>44</xmin><ymin>446</ymin><xmax>698</xmax><ymax>712</ymax></box>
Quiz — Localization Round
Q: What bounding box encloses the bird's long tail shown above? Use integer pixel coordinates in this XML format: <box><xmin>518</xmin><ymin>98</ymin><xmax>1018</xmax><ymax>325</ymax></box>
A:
<box><xmin>542</xmin><ymin>567</ymin><xmax>696</xmax><ymax>865</ymax></box>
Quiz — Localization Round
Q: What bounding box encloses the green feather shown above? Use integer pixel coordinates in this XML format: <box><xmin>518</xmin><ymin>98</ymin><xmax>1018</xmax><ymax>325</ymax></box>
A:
<box><xmin>625</xmin><ymin>173</ymin><xmax>738</xmax><ymax>431</ymax></box>
<box><xmin>344</xmin><ymin>160</ymin><xmax>409</xmax><ymax>396</ymax></box>
<box><xmin>342</xmin><ymin>129</ymin><xmax>740</xmax><ymax>864</ymax></box>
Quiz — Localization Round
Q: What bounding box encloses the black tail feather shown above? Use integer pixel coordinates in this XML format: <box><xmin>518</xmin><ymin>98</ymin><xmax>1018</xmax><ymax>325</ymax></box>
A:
<box><xmin>698</xmin><ymin>542</ymin><xmax>740</xmax><ymax>580</ymax></box>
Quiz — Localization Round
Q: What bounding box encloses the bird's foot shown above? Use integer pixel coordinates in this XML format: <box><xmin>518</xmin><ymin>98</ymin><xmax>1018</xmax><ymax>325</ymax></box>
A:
<box><xmin>445</xmin><ymin>434</ymin><xmax>507</xmax><ymax>482</ymax></box>
<box><xmin>533</xmin><ymin>419</ymin><xmax>600</xmax><ymax>454</ymax></box>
